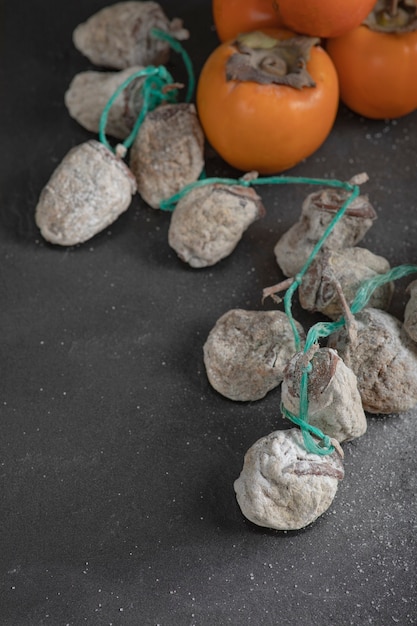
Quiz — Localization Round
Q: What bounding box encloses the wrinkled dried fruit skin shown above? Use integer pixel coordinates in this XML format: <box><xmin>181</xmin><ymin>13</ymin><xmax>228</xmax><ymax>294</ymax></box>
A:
<box><xmin>234</xmin><ymin>428</ymin><xmax>344</xmax><ymax>531</ymax></box>
<box><xmin>328</xmin><ymin>308</ymin><xmax>417</xmax><ymax>414</ymax></box>
<box><xmin>203</xmin><ymin>309</ymin><xmax>305</xmax><ymax>401</ymax></box>
<box><xmin>299</xmin><ymin>246</ymin><xmax>393</xmax><ymax>319</ymax></box>
<box><xmin>274</xmin><ymin>188</ymin><xmax>376</xmax><ymax>277</ymax></box>
<box><xmin>282</xmin><ymin>348</ymin><xmax>367</xmax><ymax>443</ymax></box>
<box><xmin>73</xmin><ymin>1</ymin><xmax>188</xmax><ymax>69</ymax></box>
<box><xmin>168</xmin><ymin>183</ymin><xmax>265</xmax><ymax>268</ymax></box>
<box><xmin>404</xmin><ymin>279</ymin><xmax>417</xmax><ymax>343</ymax></box>
<box><xmin>65</xmin><ymin>66</ymin><xmax>145</xmax><ymax>139</ymax></box>
<box><xmin>130</xmin><ymin>103</ymin><xmax>205</xmax><ymax>209</ymax></box>
<box><xmin>35</xmin><ymin>140</ymin><xmax>137</xmax><ymax>246</ymax></box>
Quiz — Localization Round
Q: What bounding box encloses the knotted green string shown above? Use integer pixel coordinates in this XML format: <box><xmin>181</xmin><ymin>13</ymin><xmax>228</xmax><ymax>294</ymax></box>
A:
<box><xmin>98</xmin><ymin>28</ymin><xmax>195</xmax><ymax>154</ymax></box>
<box><xmin>150</xmin><ymin>28</ymin><xmax>195</xmax><ymax>103</ymax></box>
<box><xmin>98</xmin><ymin>66</ymin><xmax>178</xmax><ymax>153</ymax></box>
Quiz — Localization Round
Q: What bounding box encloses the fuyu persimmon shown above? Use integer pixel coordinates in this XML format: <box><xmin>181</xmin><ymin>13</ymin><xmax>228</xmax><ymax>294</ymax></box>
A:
<box><xmin>326</xmin><ymin>0</ymin><xmax>417</xmax><ymax>119</ymax></box>
<box><xmin>196</xmin><ymin>30</ymin><xmax>339</xmax><ymax>174</ymax></box>
<box><xmin>275</xmin><ymin>0</ymin><xmax>377</xmax><ymax>38</ymax></box>
<box><xmin>213</xmin><ymin>0</ymin><xmax>282</xmax><ymax>42</ymax></box>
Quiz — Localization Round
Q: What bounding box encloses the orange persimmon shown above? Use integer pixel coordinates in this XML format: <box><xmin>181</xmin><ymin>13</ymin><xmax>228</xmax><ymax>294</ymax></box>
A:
<box><xmin>212</xmin><ymin>0</ymin><xmax>282</xmax><ymax>42</ymax></box>
<box><xmin>196</xmin><ymin>30</ymin><xmax>339</xmax><ymax>174</ymax></box>
<box><xmin>326</xmin><ymin>6</ymin><xmax>417</xmax><ymax>119</ymax></box>
<box><xmin>275</xmin><ymin>0</ymin><xmax>377</xmax><ymax>38</ymax></box>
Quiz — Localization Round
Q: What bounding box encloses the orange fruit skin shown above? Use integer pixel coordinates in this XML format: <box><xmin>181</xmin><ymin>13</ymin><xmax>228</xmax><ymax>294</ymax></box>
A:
<box><xmin>327</xmin><ymin>26</ymin><xmax>417</xmax><ymax>119</ymax></box>
<box><xmin>276</xmin><ymin>0</ymin><xmax>377</xmax><ymax>38</ymax></box>
<box><xmin>213</xmin><ymin>0</ymin><xmax>283</xmax><ymax>42</ymax></box>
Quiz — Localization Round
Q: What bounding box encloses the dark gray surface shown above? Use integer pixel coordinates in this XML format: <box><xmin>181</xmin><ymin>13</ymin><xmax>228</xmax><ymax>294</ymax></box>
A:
<box><xmin>1</xmin><ymin>1</ymin><xmax>417</xmax><ymax>624</ymax></box>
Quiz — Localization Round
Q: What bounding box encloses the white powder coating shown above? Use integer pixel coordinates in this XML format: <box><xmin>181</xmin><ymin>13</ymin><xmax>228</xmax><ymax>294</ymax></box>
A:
<box><xmin>64</xmin><ymin>66</ymin><xmax>145</xmax><ymax>139</ymax></box>
<box><xmin>73</xmin><ymin>2</ymin><xmax>188</xmax><ymax>70</ymax></box>
<box><xmin>203</xmin><ymin>309</ymin><xmax>305</xmax><ymax>401</ymax></box>
<box><xmin>130</xmin><ymin>103</ymin><xmax>205</xmax><ymax>209</ymax></box>
<box><xmin>168</xmin><ymin>183</ymin><xmax>265</xmax><ymax>268</ymax></box>
<box><xmin>274</xmin><ymin>188</ymin><xmax>376</xmax><ymax>278</ymax></box>
<box><xmin>328</xmin><ymin>307</ymin><xmax>417</xmax><ymax>414</ymax></box>
<box><xmin>234</xmin><ymin>429</ymin><xmax>344</xmax><ymax>531</ymax></box>
<box><xmin>298</xmin><ymin>246</ymin><xmax>394</xmax><ymax>320</ymax></box>
<box><xmin>404</xmin><ymin>279</ymin><xmax>417</xmax><ymax>343</ymax></box>
<box><xmin>281</xmin><ymin>348</ymin><xmax>367</xmax><ymax>443</ymax></box>
<box><xmin>35</xmin><ymin>140</ymin><xmax>137</xmax><ymax>246</ymax></box>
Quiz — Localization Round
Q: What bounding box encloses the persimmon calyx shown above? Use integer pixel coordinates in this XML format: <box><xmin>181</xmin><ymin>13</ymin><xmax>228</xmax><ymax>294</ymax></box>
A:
<box><xmin>225</xmin><ymin>32</ymin><xmax>319</xmax><ymax>89</ymax></box>
<box><xmin>364</xmin><ymin>0</ymin><xmax>417</xmax><ymax>32</ymax></box>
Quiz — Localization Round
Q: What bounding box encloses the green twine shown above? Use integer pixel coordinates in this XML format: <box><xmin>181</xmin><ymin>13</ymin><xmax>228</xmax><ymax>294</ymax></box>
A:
<box><xmin>159</xmin><ymin>175</ymin><xmax>253</xmax><ymax>211</ymax></box>
<box><xmin>150</xmin><ymin>28</ymin><xmax>195</xmax><ymax>103</ymax></box>
<box><xmin>98</xmin><ymin>28</ymin><xmax>195</xmax><ymax>154</ymax></box>
<box><xmin>281</xmin><ymin>404</ymin><xmax>334</xmax><ymax>455</ymax></box>
<box><xmin>159</xmin><ymin>174</ymin><xmax>356</xmax><ymax>212</ymax></box>
<box><xmin>98</xmin><ymin>65</ymin><xmax>178</xmax><ymax>153</ymax></box>
<box><xmin>281</xmin><ymin>361</ymin><xmax>333</xmax><ymax>456</ymax></box>
<box><xmin>350</xmin><ymin>263</ymin><xmax>417</xmax><ymax>314</ymax></box>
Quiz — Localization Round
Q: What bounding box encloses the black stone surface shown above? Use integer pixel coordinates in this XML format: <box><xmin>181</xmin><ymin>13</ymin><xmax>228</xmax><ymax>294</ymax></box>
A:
<box><xmin>1</xmin><ymin>1</ymin><xmax>417</xmax><ymax>624</ymax></box>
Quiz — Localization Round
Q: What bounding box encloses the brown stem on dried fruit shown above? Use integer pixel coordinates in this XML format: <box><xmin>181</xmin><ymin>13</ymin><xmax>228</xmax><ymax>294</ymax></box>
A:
<box><xmin>290</xmin><ymin>458</ymin><xmax>344</xmax><ymax>479</ymax></box>
<box><xmin>262</xmin><ymin>277</ymin><xmax>295</xmax><ymax>303</ymax></box>
<box><xmin>240</xmin><ymin>171</ymin><xmax>259</xmax><ymax>183</ymax></box>
<box><xmin>333</xmin><ymin>278</ymin><xmax>358</xmax><ymax>354</ymax></box>
<box><xmin>161</xmin><ymin>83</ymin><xmax>184</xmax><ymax>95</ymax></box>
<box><xmin>348</xmin><ymin>172</ymin><xmax>369</xmax><ymax>186</ymax></box>
<box><xmin>330</xmin><ymin>438</ymin><xmax>345</xmax><ymax>460</ymax></box>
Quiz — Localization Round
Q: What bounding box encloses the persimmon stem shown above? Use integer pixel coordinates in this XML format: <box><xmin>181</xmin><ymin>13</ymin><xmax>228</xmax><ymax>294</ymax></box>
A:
<box><xmin>262</xmin><ymin>277</ymin><xmax>295</xmax><ymax>302</ymax></box>
<box><xmin>390</xmin><ymin>0</ymin><xmax>399</xmax><ymax>16</ymax></box>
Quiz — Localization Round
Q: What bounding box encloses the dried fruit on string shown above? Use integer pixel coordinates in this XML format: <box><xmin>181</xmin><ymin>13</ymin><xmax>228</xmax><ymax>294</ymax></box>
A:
<box><xmin>64</xmin><ymin>66</ymin><xmax>146</xmax><ymax>140</ymax></box>
<box><xmin>129</xmin><ymin>103</ymin><xmax>205</xmax><ymax>209</ymax></box>
<box><xmin>203</xmin><ymin>309</ymin><xmax>305</xmax><ymax>402</ymax></box>
<box><xmin>299</xmin><ymin>247</ymin><xmax>394</xmax><ymax>320</ymax></box>
<box><xmin>404</xmin><ymin>279</ymin><xmax>417</xmax><ymax>343</ymax></box>
<box><xmin>234</xmin><ymin>428</ymin><xmax>344</xmax><ymax>531</ymax></box>
<box><xmin>73</xmin><ymin>1</ymin><xmax>189</xmax><ymax>70</ymax></box>
<box><xmin>328</xmin><ymin>307</ymin><xmax>417</xmax><ymax>414</ymax></box>
<box><xmin>274</xmin><ymin>187</ymin><xmax>376</xmax><ymax>278</ymax></box>
<box><xmin>35</xmin><ymin>140</ymin><xmax>137</xmax><ymax>246</ymax></box>
<box><xmin>281</xmin><ymin>347</ymin><xmax>367</xmax><ymax>443</ymax></box>
<box><xmin>168</xmin><ymin>180</ymin><xmax>265</xmax><ymax>268</ymax></box>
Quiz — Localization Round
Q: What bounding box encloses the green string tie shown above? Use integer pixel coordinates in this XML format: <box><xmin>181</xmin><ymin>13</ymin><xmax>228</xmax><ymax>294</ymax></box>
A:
<box><xmin>159</xmin><ymin>174</ymin><xmax>355</xmax><ymax>212</ymax></box>
<box><xmin>150</xmin><ymin>28</ymin><xmax>195</xmax><ymax>103</ymax></box>
<box><xmin>98</xmin><ymin>28</ymin><xmax>195</xmax><ymax>154</ymax></box>
<box><xmin>98</xmin><ymin>65</ymin><xmax>178</xmax><ymax>153</ymax></box>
